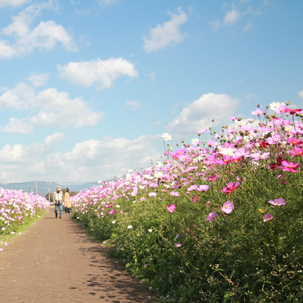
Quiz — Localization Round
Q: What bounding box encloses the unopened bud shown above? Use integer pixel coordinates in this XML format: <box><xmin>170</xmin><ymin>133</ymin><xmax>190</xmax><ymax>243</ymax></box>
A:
<box><xmin>286</xmin><ymin>100</ymin><xmax>290</xmax><ymax>105</ymax></box>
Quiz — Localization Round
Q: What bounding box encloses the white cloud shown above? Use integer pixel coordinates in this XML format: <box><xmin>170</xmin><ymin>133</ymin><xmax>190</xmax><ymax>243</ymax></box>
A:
<box><xmin>0</xmin><ymin>83</ymin><xmax>104</xmax><ymax>133</ymax></box>
<box><xmin>298</xmin><ymin>90</ymin><xmax>303</xmax><ymax>99</ymax></box>
<box><xmin>0</xmin><ymin>0</ymin><xmax>30</xmax><ymax>8</ymax></box>
<box><xmin>166</xmin><ymin>93</ymin><xmax>240</xmax><ymax>137</ymax></box>
<box><xmin>243</xmin><ymin>22</ymin><xmax>252</xmax><ymax>31</ymax></box>
<box><xmin>210</xmin><ymin>20</ymin><xmax>221</xmax><ymax>31</ymax></box>
<box><xmin>44</xmin><ymin>132</ymin><xmax>65</xmax><ymax>147</ymax></box>
<box><xmin>0</xmin><ymin>134</ymin><xmax>162</xmax><ymax>183</ymax></box>
<box><xmin>27</xmin><ymin>73</ymin><xmax>48</xmax><ymax>86</ymax></box>
<box><xmin>0</xmin><ymin>2</ymin><xmax>77</xmax><ymax>58</ymax></box>
<box><xmin>97</xmin><ymin>0</ymin><xmax>118</xmax><ymax>5</ymax></box>
<box><xmin>224</xmin><ymin>9</ymin><xmax>243</xmax><ymax>25</ymax></box>
<box><xmin>125</xmin><ymin>101</ymin><xmax>140</xmax><ymax>110</ymax></box>
<box><xmin>211</xmin><ymin>1</ymin><xmax>265</xmax><ymax>31</ymax></box>
<box><xmin>143</xmin><ymin>7</ymin><xmax>188</xmax><ymax>53</ymax></box>
<box><xmin>57</xmin><ymin>58</ymin><xmax>138</xmax><ymax>90</ymax></box>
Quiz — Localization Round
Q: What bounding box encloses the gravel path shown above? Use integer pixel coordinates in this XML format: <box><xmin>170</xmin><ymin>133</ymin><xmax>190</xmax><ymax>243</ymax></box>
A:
<box><xmin>0</xmin><ymin>207</ymin><xmax>154</xmax><ymax>303</ymax></box>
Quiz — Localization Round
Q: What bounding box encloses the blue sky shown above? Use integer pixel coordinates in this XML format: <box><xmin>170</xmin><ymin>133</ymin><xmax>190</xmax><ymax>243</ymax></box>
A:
<box><xmin>0</xmin><ymin>0</ymin><xmax>302</xmax><ymax>183</ymax></box>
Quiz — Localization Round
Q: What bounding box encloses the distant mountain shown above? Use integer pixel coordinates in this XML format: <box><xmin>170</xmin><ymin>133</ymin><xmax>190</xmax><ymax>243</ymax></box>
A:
<box><xmin>0</xmin><ymin>181</ymin><xmax>99</xmax><ymax>197</ymax></box>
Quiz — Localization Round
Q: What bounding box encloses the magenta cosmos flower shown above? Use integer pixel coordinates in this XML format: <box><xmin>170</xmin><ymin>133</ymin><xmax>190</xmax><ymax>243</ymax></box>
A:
<box><xmin>281</xmin><ymin>160</ymin><xmax>299</xmax><ymax>172</ymax></box>
<box><xmin>222</xmin><ymin>182</ymin><xmax>240</xmax><ymax>195</ymax></box>
<box><xmin>221</xmin><ymin>201</ymin><xmax>234</xmax><ymax>214</ymax></box>
<box><xmin>263</xmin><ymin>214</ymin><xmax>273</xmax><ymax>222</ymax></box>
<box><xmin>191</xmin><ymin>196</ymin><xmax>199</xmax><ymax>203</ymax></box>
<box><xmin>167</xmin><ymin>204</ymin><xmax>176</xmax><ymax>213</ymax></box>
<box><xmin>288</xmin><ymin>137</ymin><xmax>303</xmax><ymax>147</ymax></box>
<box><xmin>206</xmin><ymin>212</ymin><xmax>217</xmax><ymax>222</ymax></box>
<box><xmin>108</xmin><ymin>209</ymin><xmax>117</xmax><ymax>215</ymax></box>
<box><xmin>269</xmin><ymin>198</ymin><xmax>286</xmax><ymax>206</ymax></box>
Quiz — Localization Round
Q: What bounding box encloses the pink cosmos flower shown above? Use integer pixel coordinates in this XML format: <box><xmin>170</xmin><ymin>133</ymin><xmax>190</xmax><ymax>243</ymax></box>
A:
<box><xmin>188</xmin><ymin>185</ymin><xmax>198</xmax><ymax>192</ymax></box>
<box><xmin>206</xmin><ymin>212</ymin><xmax>217</xmax><ymax>222</ymax></box>
<box><xmin>281</xmin><ymin>160</ymin><xmax>299</xmax><ymax>172</ymax></box>
<box><xmin>222</xmin><ymin>182</ymin><xmax>240</xmax><ymax>195</ymax></box>
<box><xmin>197</xmin><ymin>185</ymin><xmax>209</xmax><ymax>192</ymax></box>
<box><xmin>175</xmin><ymin>243</ymin><xmax>182</xmax><ymax>247</ymax></box>
<box><xmin>167</xmin><ymin>204</ymin><xmax>176</xmax><ymax>213</ymax></box>
<box><xmin>288</xmin><ymin>137</ymin><xmax>303</xmax><ymax>147</ymax></box>
<box><xmin>221</xmin><ymin>201</ymin><xmax>234</xmax><ymax>214</ymax></box>
<box><xmin>207</xmin><ymin>140</ymin><xmax>217</xmax><ymax>147</ymax></box>
<box><xmin>179</xmin><ymin>155</ymin><xmax>191</xmax><ymax>162</ymax></box>
<box><xmin>108</xmin><ymin>209</ymin><xmax>117</xmax><ymax>215</ymax></box>
<box><xmin>250</xmin><ymin>152</ymin><xmax>270</xmax><ymax>161</ymax></box>
<box><xmin>170</xmin><ymin>192</ymin><xmax>180</xmax><ymax>196</ymax></box>
<box><xmin>269</xmin><ymin>198</ymin><xmax>286</xmax><ymax>206</ymax></box>
<box><xmin>251</xmin><ymin>109</ymin><xmax>264</xmax><ymax>116</ymax></box>
<box><xmin>266</xmin><ymin>134</ymin><xmax>282</xmax><ymax>145</ymax></box>
<box><xmin>198</xmin><ymin>129</ymin><xmax>207</xmax><ymax>134</ymax></box>
<box><xmin>289</xmin><ymin>147</ymin><xmax>303</xmax><ymax>157</ymax></box>
<box><xmin>191</xmin><ymin>196</ymin><xmax>199</xmax><ymax>203</ymax></box>
<box><xmin>263</xmin><ymin>214</ymin><xmax>273</xmax><ymax>222</ymax></box>
<box><xmin>171</xmin><ymin>148</ymin><xmax>186</xmax><ymax>160</ymax></box>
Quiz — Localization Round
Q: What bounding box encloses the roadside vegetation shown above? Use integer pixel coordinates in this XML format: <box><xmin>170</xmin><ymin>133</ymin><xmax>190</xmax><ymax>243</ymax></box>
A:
<box><xmin>0</xmin><ymin>189</ymin><xmax>50</xmax><ymax>249</ymax></box>
<box><xmin>72</xmin><ymin>101</ymin><xmax>303</xmax><ymax>302</ymax></box>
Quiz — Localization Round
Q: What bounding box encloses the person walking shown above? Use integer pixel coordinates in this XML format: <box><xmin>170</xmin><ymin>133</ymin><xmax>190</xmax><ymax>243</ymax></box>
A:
<box><xmin>54</xmin><ymin>186</ymin><xmax>64</xmax><ymax>218</ymax></box>
<box><xmin>64</xmin><ymin>188</ymin><xmax>72</xmax><ymax>214</ymax></box>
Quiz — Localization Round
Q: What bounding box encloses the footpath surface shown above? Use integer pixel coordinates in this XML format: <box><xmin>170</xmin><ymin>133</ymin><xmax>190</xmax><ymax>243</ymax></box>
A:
<box><xmin>0</xmin><ymin>207</ymin><xmax>154</xmax><ymax>303</ymax></box>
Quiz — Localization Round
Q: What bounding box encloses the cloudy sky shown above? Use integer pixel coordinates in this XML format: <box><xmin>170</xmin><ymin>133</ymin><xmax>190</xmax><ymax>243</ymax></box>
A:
<box><xmin>0</xmin><ymin>0</ymin><xmax>302</xmax><ymax>183</ymax></box>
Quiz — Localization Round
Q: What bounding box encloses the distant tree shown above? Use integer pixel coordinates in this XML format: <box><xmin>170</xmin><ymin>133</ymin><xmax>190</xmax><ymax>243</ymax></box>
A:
<box><xmin>70</xmin><ymin>191</ymin><xmax>79</xmax><ymax>197</ymax></box>
<box><xmin>45</xmin><ymin>193</ymin><xmax>53</xmax><ymax>202</ymax></box>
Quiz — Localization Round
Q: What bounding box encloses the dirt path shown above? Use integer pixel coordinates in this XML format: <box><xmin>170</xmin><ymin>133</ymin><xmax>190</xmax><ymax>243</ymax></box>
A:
<box><xmin>0</xmin><ymin>207</ymin><xmax>155</xmax><ymax>303</ymax></box>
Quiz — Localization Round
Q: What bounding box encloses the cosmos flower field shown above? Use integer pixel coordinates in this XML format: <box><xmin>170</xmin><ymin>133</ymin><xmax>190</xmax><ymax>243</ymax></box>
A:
<box><xmin>72</xmin><ymin>102</ymin><xmax>303</xmax><ymax>302</ymax></box>
<box><xmin>0</xmin><ymin>189</ymin><xmax>50</xmax><ymax>249</ymax></box>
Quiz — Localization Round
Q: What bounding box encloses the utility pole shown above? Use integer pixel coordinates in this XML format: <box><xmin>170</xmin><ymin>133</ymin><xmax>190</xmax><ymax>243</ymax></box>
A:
<box><xmin>48</xmin><ymin>182</ymin><xmax>51</xmax><ymax>202</ymax></box>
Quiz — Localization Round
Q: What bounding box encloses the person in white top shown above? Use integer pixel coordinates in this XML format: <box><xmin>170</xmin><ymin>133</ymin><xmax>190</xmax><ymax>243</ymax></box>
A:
<box><xmin>53</xmin><ymin>186</ymin><xmax>64</xmax><ymax>218</ymax></box>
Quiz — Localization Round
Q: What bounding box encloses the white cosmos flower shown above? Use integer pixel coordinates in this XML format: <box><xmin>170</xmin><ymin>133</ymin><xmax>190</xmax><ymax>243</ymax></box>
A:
<box><xmin>148</xmin><ymin>229</ymin><xmax>153</xmax><ymax>232</ymax></box>
<box><xmin>154</xmin><ymin>172</ymin><xmax>163</xmax><ymax>178</ymax></box>
<box><xmin>156</xmin><ymin>162</ymin><xmax>163</xmax><ymax>167</ymax></box>
<box><xmin>162</xmin><ymin>133</ymin><xmax>172</xmax><ymax>141</ymax></box>
<box><xmin>191</xmin><ymin>138</ymin><xmax>200</xmax><ymax>145</ymax></box>
<box><xmin>112</xmin><ymin>220</ymin><xmax>116</xmax><ymax>224</ymax></box>
<box><xmin>269</xmin><ymin>102</ymin><xmax>285</xmax><ymax>111</ymax></box>
<box><xmin>219</xmin><ymin>148</ymin><xmax>235</xmax><ymax>156</ymax></box>
<box><xmin>127</xmin><ymin>225</ymin><xmax>133</xmax><ymax>229</ymax></box>
<box><xmin>284</xmin><ymin>125</ymin><xmax>292</xmax><ymax>132</ymax></box>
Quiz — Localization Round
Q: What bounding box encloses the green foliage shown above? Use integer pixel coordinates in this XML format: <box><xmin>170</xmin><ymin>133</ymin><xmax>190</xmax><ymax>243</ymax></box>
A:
<box><xmin>73</xmin><ymin>137</ymin><xmax>303</xmax><ymax>302</ymax></box>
